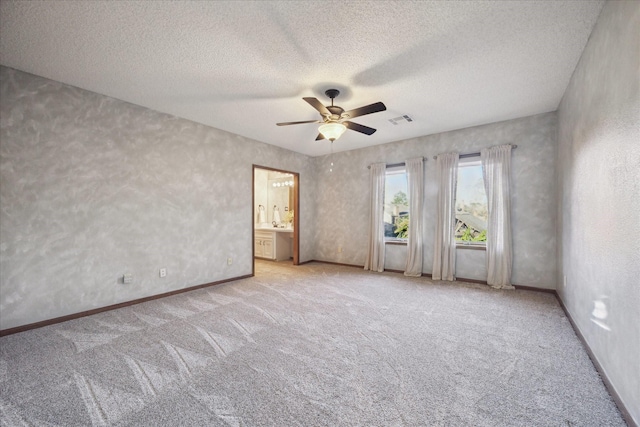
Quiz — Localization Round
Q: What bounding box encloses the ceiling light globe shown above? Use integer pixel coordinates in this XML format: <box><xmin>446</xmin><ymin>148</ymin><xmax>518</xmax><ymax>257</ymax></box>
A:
<box><xmin>319</xmin><ymin>122</ymin><xmax>347</xmax><ymax>141</ymax></box>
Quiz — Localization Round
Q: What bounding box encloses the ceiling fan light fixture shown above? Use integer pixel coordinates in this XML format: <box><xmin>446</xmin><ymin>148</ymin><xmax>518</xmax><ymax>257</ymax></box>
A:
<box><xmin>319</xmin><ymin>122</ymin><xmax>346</xmax><ymax>141</ymax></box>
<box><xmin>276</xmin><ymin>89</ymin><xmax>385</xmax><ymax>143</ymax></box>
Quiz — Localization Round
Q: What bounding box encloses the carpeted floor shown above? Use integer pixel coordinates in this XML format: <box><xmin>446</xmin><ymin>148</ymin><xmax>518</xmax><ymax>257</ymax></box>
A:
<box><xmin>0</xmin><ymin>260</ymin><xmax>625</xmax><ymax>426</ymax></box>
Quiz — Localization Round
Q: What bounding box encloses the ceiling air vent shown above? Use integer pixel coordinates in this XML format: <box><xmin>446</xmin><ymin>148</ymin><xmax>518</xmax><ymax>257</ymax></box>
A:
<box><xmin>389</xmin><ymin>115</ymin><xmax>413</xmax><ymax>125</ymax></box>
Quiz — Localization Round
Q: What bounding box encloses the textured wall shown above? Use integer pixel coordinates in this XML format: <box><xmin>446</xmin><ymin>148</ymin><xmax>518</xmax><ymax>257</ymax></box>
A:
<box><xmin>556</xmin><ymin>1</ymin><xmax>640</xmax><ymax>422</ymax></box>
<box><xmin>0</xmin><ymin>67</ymin><xmax>316</xmax><ymax>330</ymax></box>
<box><xmin>313</xmin><ymin>113</ymin><xmax>558</xmax><ymax>288</ymax></box>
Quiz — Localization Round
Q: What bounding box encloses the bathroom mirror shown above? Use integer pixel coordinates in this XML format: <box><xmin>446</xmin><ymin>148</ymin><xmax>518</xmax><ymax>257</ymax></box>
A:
<box><xmin>267</xmin><ymin>173</ymin><xmax>294</xmax><ymax>226</ymax></box>
<box><xmin>254</xmin><ymin>169</ymin><xmax>294</xmax><ymax>227</ymax></box>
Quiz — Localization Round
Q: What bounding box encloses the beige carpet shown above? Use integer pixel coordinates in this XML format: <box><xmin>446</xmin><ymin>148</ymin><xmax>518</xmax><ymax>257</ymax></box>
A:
<box><xmin>0</xmin><ymin>260</ymin><xmax>625</xmax><ymax>426</ymax></box>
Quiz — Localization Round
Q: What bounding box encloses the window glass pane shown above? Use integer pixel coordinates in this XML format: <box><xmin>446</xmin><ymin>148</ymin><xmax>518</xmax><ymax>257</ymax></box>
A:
<box><xmin>384</xmin><ymin>168</ymin><xmax>409</xmax><ymax>240</ymax></box>
<box><xmin>456</xmin><ymin>161</ymin><xmax>487</xmax><ymax>243</ymax></box>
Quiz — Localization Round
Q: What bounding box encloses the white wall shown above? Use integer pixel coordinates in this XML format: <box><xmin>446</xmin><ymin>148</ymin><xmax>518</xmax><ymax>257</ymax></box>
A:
<box><xmin>312</xmin><ymin>113</ymin><xmax>558</xmax><ymax>288</ymax></box>
<box><xmin>0</xmin><ymin>66</ymin><xmax>317</xmax><ymax>330</ymax></box>
<box><xmin>557</xmin><ymin>0</ymin><xmax>640</xmax><ymax>423</ymax></box>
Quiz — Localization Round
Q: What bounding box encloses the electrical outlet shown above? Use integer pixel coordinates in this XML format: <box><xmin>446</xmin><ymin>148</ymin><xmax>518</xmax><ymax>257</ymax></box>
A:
<box><xmin>159</xmin><ymin>268</ymin><xmax>167</xmax><ymax>278</ymax></box>
<box><xmin>123</xmin><ymin>273</ymin><xmax>133</xmax><ymax>284</ymax></box>
<box><xmin>564</xmin><ymin>275</ymin><xmax>567</xmax><ymax>288</ymax></box>
<box><xmin>227</xmin><ymin>257</ymin><xmax>232</xmax><ymax>265</ymax></box>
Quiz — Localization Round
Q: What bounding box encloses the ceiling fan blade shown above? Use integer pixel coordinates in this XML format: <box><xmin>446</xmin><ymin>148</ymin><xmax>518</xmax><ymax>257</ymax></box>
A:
<box><xmin>315</xmin><ymin>133</ymin><xmax>326</xmax><ymax>141</ymax></box>
<box><xmin>344</xmin><ymin>121</ymin><xmax>377</xmax><ymax>135</ymax></box>
<box><xmin>343</xmin><ymin>102</ymin><xmax>386</xmax><ymax>119</ymax></box>
<box><xmin>303</xmin><ymin>97</ymin><xmax>331</xmax><ymax>117</ymax></box>
<box><xmin>276</xmin><ymin>120</ymin><xmax>320</xmax><ymax>126</ymax></box>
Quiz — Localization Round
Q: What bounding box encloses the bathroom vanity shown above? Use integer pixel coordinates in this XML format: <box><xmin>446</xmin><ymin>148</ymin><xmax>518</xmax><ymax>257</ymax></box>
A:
<box><xmin>254</xmin><ymin>228</ymin><xmax>293</xmax><ymax>261</ymax></box>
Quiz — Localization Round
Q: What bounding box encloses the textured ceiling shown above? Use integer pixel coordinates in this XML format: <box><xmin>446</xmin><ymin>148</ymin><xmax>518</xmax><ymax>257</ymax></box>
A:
<box><xmin>0</xmin><ymin>0</ymin><xmax>604</xmax><ymax>157</ymax></box>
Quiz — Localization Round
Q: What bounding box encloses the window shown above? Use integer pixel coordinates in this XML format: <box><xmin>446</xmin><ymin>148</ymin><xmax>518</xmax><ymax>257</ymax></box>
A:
<box><xmin>384</xmin><ymin>167</ymin><xmax>409</xmax><ymax>241</ymax></box>
<box><xmin>455</xmin><ymin>159</ymin><xmax>487</xmax><ymax>245</ymax></box>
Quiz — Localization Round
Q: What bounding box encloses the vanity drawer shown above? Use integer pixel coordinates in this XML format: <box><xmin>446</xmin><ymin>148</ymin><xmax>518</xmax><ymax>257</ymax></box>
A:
<box><xmin>255</xmin><ymin>230</ymin><xmax>274</xmax><ymax>240</ymax></box>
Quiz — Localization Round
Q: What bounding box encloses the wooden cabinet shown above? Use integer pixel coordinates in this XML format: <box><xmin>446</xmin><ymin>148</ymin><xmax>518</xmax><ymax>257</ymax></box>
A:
<box><xmin>255</xmin><ymin>229</ymin><xmax>292</xmax><ymax>261</ymax></box>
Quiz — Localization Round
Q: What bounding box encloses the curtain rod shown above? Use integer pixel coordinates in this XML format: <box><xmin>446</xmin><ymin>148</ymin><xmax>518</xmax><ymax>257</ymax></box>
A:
<box><xmin>367</xmin><ymin>157</ymin><xmax>427</xmax><ymax>169</ymax></box>
<box><xmin>432</xmin><ymin>144</ymin><xmax>518</xmax><ymax>160</ymax></box>
<box><xmin>365</xmin><ymin>145</ymin><xmax>518</xmax><ymax>169</ymax></box>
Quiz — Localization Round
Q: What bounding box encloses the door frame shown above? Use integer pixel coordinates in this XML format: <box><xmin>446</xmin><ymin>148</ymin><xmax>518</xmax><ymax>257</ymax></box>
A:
<box><xmin>252</xmin><ymin>165</ymin><xmax>300</xmax><ymax>276</ymax></box>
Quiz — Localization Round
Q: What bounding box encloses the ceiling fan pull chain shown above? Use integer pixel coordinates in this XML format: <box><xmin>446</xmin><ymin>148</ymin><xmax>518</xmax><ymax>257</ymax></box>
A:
<box><xmin>329</xmin><ymin>141</ymin><xmax>334</xmax><ymax>172</ymax></box>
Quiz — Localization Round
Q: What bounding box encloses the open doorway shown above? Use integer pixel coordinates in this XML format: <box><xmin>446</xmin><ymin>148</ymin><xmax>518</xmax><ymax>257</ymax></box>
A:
<box><xmin>252</xmin><ymin>165</ymin><xmax>300</xmax><ymax>276</ymax></box>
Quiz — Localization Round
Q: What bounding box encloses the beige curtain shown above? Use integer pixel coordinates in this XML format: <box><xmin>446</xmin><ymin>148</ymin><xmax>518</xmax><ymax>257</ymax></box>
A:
<box><xmin>481</xmin><ymin>145</ymin><xmax>514</xmax><ymax>289</ymax></box>
<box><xmin>404</xmin><ymin>157</ymin><xmax>424</xmax><ymax>277</ymax></box>
<box><xmin>432</xmin><ymin>153</ymin><xmax>459</xmax><ymax>281</ymax></box>
<box><xmin>364</xmin><ymin>163</ymin><xmax>386</xmax><ymax>272</ymax></box>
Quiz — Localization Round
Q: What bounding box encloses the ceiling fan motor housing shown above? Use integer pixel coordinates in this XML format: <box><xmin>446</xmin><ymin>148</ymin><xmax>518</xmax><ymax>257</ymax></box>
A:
<box><xmin>327</xmin><ymin>106</ymin><xmax>344</xmax><ymax>121</ymax></box>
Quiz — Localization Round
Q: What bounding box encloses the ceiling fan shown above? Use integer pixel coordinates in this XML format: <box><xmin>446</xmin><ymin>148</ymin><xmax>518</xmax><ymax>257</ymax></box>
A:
<box><xmin>276</xmin><ymin>89</ymin><xmax>386</xmax><ymax>142</ymax></box>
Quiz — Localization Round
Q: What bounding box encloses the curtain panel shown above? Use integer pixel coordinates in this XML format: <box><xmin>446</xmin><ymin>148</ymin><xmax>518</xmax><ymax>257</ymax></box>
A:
<box><xmin>364</xmin><ymin>163</ymin><xmax>386</xmax><ymax>272</ymax></box>
<box><xmin>481</xmin><ymin>145</ymin><xmax>514</xmax><ymax>289</ymax></box>
<box><xmin>404</xmin><ymin>157</ymin><xmax>424</xmax><ymax>277</ymax></box>
<box><xmin>432</xmin><ymin>153</ymin><xmax>459</xmax><ymax>281</ymax></box>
